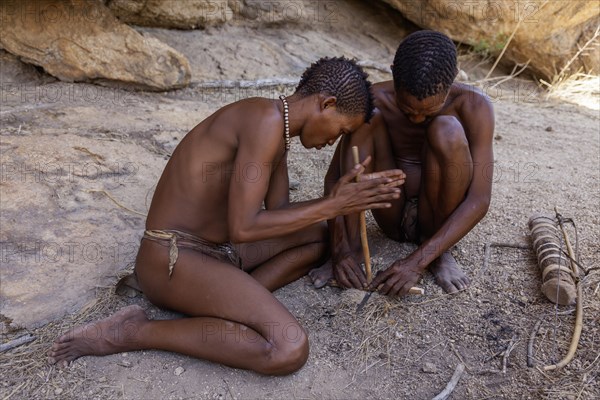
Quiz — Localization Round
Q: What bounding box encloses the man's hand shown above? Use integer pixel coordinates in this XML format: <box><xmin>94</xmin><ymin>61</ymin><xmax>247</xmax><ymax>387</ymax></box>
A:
<box><xmin>333</xmin><ymin>253</ymin><xmax>367</xmax><ymax>289</ymax></box>
<box><xmin>369</xmin><ymin>257</ymin><xmax>425</xmax><ymax>296</ymax></box>
<box><xmin>328</xmin><ymin>157</ymin><xmax>406</xmax><ymax>215</ymax></box>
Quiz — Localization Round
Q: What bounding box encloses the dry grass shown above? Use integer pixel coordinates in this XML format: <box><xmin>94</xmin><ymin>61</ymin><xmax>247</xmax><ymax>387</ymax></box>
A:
<box><xmin>540</xmin><ymin>25</ymin><xmax>599</xmax><ymax>111</ymax></box>
<box><xmin>542</xmin><ymin>73</ymin><xmax>600</xmax><ymax>111</ymax></box>
<box><xmin>457</xmin><ymin>22</ymin><xmax>599</xmax><ymax>112</ymax></box>
<box><xmin>0</xmin><ymin>285</ymin><xmax>127</xmax><ymax>399</ymax></box>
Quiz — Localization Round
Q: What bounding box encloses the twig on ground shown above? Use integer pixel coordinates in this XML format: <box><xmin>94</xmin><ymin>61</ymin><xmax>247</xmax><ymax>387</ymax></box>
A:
<box><xmin>223</xmin><ymin>378</ymin><xmax>236</xmax><ymax>400</ymax></box>
<box><xmin>86</xmin><ymin>189</ymin><xmax>147</xmax><ymax>217</ymax></box>
<box><xmin>484</xmin><ymin>350</ymin><xmax>504</xmax><ymax>363</ymax></box>
<box><xmin>3</xmin><ymin>381</ymin><xmax>27</xmax><ymax>400</ymax></box>
<box><xmin>491</xmin><ymin>242</ymin><xmax>530</xmax><ymax>249</ymax></box>
<box><xmin>479</xmin><ymin>241</ymin><xmax>530</xmax><ymax>280</ymax></box>
<box><xmin>449</xmin><ymin>342</ymin><xmax>466</xmax><ymax>366</ymax></box>
<box><xmin>502</xmin><ymin>336</ymin><xmax>518</xmax><ymax>373</ymax></box>
<box><xmin>0</xmin><ymin>334</ymin><xmax>36</xmax><ymax>353</ymax></box>
<box><xmin>411</xmin><ymin>341</ymin><xmax>445</xmax><ymax>363</ymax></box>
<box><xmin>431</xmin><ymin>363</ymin><xmax>466</xmax><ymax>400</ymax></box>
<box><xmin>528</xmin><ymin>319</ymin><xmax>543</xmax><ymax>367</ymax></box>
<box><xmin>482</xmin><ymin>242</ymin><xmax>492</xmax><ymax>274</ymax></box>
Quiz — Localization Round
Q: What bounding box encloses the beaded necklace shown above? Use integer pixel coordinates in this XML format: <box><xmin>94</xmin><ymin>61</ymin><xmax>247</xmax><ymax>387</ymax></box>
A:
<box><xmin>279</xmin><ymin>95</ymin><xmax>290</xmax><ymax>151</ymax></box>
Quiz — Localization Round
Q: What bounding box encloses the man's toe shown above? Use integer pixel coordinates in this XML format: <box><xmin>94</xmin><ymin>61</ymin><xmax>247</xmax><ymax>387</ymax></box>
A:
<box><xmin>313</xmin><ymin>278</ymin><xmax>327</xmax><ymax>289</ymax></box>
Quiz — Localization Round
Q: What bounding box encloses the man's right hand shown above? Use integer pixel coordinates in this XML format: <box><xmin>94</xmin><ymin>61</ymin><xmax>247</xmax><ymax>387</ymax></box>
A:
<box><xmin>333</xmin><ymin>252</ymin><xmax>367</xmax><ymax>289</ymax></box>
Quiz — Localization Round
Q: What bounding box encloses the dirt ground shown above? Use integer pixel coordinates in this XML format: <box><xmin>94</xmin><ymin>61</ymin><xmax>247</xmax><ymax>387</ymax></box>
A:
<box><xmin>1</xmin><ymin>1</ymin><xmax>599</xmax><ymax>399</ymax></box>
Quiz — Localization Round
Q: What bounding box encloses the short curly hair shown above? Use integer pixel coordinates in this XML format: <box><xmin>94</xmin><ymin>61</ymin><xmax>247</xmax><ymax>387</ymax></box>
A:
<box><xmin>295</xmin><ymin>57</ymin><xmax>374</xmax><ymax>122</ymax></box>
<box><xmin>392</xmin><ymin>30</ymin><xmax>458</xmax><ymax>100</ymax></box>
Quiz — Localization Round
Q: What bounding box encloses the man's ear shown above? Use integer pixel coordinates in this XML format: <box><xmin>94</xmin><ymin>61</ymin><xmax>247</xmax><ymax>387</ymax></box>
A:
<box><xmin>322</xmin><ymin>96</ymin><xmax>337</xmax><ymax>110</ymax></box>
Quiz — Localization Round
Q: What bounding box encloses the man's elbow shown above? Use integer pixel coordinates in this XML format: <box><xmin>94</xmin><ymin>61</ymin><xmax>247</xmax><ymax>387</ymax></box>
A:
<box><xmin>229</xmin><ymin>225</ymin><xmax>253</xmax><ymax>243</ymax></box>
<box><xmin>476</xmin><ymin>195</ymin><xmax>491</xmax><ymax>218</ymax></box>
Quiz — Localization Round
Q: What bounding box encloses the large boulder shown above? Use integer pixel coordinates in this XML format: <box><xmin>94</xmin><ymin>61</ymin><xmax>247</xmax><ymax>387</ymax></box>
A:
<box><xmin>107</xmin><ymin>0</ymin><xmax>334</xmax><ymax>28</ymax></box>
<box><xmin>381</xmin><ymin>0</ymin><xmax>599</xmax><ymax>80</ymax></box>
<box><xmin>107</xmin><ymin>0</ymin><xmax>231</xmax><ymax>29</ymax></box>
<box><xmin>0</xmin><ymin>0</ymin><xmax>191</xmax><ymax>90</ymax></box>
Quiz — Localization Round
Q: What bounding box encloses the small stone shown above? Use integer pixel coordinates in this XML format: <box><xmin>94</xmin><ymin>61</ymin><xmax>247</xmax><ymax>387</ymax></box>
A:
<box><xmin>174</xmin><ymin>366</ymin><xmax>185</xmax><ymax>376</ymax></box>
<box><xmin>494</xmin><ymin>135</ymin><xmax>503</xmax><ymax>140</ymax></box>
<box><xmin>545</xmin><ymin>126</ymin><xmax>553</xmax><ymax>132</ymax></box>
<box><xmin>289</xmin><ymin>179</ymin><xmax>300</xmax><ymax>191</ymax></box>
<box><xmin>98</xmin><ymin>377</ymin><xmax>107</xmax><ymax>383</ymax></box>
<box><xmin>123</xmin><ymin>287</ymin><xmax>138</xmax><ymax>298</ymax></box>
<box><xmin>395</xmin><ymin>331</ymin><xmax>403</xmax><ymax>340</ymax></box>
<box><xmin>54</xmin><ymin>388</ymin><xmax>63</xmax><ymax>395</ymax></box>
<box><xmin>422</xmin><ymin>362</ymin><xmax>438</xmax><ymax>373</ymax></box>
<box><xmin>117</xmin><ymin>360</ymin><xmax>132</xmax><ymax>368</ymax></box>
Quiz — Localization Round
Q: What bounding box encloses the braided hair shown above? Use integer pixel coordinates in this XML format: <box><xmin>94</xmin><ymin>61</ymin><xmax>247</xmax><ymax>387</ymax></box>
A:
<box><xmin>295</xmin><ymin>57</ymin><xmax>374</xmax><ymax>122</ymax></box>
<box><xmin>392</xmin><ymin>31</ymin><xmax>458</xmax><ymax>100</ymax></box>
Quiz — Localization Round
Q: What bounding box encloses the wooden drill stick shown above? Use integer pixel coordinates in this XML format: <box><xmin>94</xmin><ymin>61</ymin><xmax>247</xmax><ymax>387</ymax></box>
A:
<box><xmin>352</xmin><ymin>146</ymin><xmax>372</xmax><ymax>283</ymax></box>
<box><xmin>351</xmin><ymin>146</ymin><xmax>424</xmax><ymax>295</ymax></box>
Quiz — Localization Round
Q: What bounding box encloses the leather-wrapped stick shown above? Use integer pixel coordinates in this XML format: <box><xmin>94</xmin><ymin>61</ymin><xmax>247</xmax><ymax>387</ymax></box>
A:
<box><xmin>528</xmin><ymin>213</ymin><xmax>576</xmax><ymax>305</ymax></box>
<box><xmin>351</xmin><ymin>146</ymin><xmax>424</xmax><ymax>295</ymax></box>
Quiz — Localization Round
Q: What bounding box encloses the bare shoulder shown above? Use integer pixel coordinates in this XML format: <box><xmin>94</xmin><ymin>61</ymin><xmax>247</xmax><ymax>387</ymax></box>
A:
<box><xmin>232</xmin><ymin>97</ymin><xmax>284</xmax><ymax>157</ymax></box>
<box><xmin>450</xmin><ymin>83</ymin><xmax>495</xmax><ymax>146</ymax></box>
<box><xmin>222</xmin><ymin>97</ymin><xmax>283</xmax><ymax>144</ymax></box>
<box><xmin>354</xmin><ymin>107</ymin><xmax>386</xmax><ymax>138</ymax></box>
<box><xmin>452</xmin><ymin>82</ymin><xmax>494</xmax><ymax>117</ymax></box>
<box><xmin>232</xmin><ymin>97</ymin><xmax>281</xmax><ymax>126</ymax></box>
<box><xmin>372</xmin><ymin>81</ymin><xmax>395</xmax><ymax>107</ymax></box>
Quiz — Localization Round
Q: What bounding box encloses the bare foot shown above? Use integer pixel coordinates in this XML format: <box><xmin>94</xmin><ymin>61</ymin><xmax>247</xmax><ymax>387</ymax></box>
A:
<box><xmin>48</xmin><ymin>305</ymin><xmax>148</xmax><ymax>367</ymax></box>
<box><xmin>429</xmin><ymin>251</ymin><xmax>470</xmax><ymax>294</ymax></box>
<box><xmin>308</xmin><ymin>261</ymin><xmax>333</xmax><ymax>289</ymax></box>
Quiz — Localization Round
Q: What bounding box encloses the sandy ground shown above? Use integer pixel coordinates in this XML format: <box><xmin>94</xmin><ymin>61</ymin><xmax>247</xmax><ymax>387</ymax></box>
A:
<box><xmin>1</xmin><ymin>1</ymin><xmax>599</xmax><ymax>398</ymax></box>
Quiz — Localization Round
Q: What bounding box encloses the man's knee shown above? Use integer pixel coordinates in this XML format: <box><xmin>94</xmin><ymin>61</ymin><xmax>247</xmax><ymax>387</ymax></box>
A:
<box><xmin>259</xmin><ymin>326</ymin><xmax>309</xmax><ymax>375</ymax></box>
<box><xmin>427</xmin><ymin>115</ymin><xmax>468</xmax><ymax>154</ymax></box>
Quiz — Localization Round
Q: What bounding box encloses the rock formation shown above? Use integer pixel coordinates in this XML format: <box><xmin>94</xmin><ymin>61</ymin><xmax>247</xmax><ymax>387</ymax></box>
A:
<box><xmin>107</xmin><ymin>0</ymin><xmax>232</xmax><ymax>29</ymax></box>
<box><xmin>382</xmin><ymin>0</ymin><xmax>599</xmax><ymax>80</ymax></box>
<box><xmin>0</xmin><ymin>0</ymin><xmax>191</xmax><ymax>90</ymax></box>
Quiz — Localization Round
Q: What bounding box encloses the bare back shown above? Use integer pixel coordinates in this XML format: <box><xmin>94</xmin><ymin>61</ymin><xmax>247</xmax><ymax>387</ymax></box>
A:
<box><xmin>145</xmin><ymin>98</ymin><xmax>287</xmax><ymax>244</ymax></box>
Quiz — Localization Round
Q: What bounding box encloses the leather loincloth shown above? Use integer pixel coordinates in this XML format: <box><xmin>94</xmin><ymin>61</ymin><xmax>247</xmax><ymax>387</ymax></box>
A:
<box><xmin>143</xmin><ymin>229</ymin><xmax>242</xmax><ymax>278</ymax></box>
